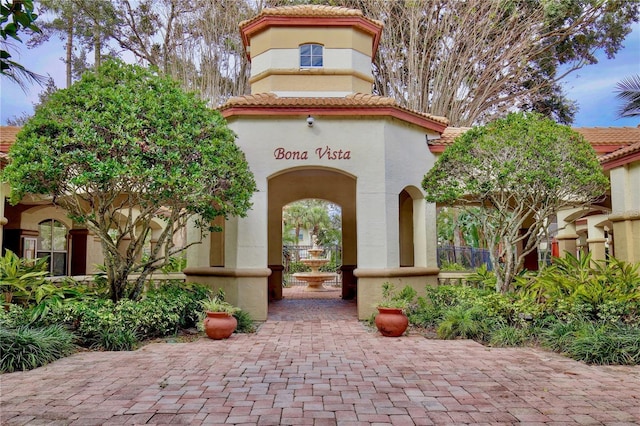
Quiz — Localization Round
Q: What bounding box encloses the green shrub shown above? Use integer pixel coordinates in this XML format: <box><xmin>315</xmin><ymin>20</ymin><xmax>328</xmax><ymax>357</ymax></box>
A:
<box><xmin>436</xmin><ymin>306</ymin><xmax>493</xmax><ymax>341</ymax></box>
<box><xmin>542</xmin><ymin>320</ymin><xmax>589</xmax><ymax>353</ymax></box>
<box><xmin>424</xmin><ymin>285</ymin><xmax>487</xmax><ymax>310</ymax></box>
<box><xmin>407</xmin><ymin>296</ymin><xmax>442</xmax><ymax>327</ymax></box>
<box><xmin>439</xmin><ymin>261</ymin><xmax>468</xmax><ymax>272</ymax></box>
<box><xmin>466</xmin><ymin>264</ymin><xmax>497</xmax><ymax>289</ymax></box>
<box><xmin>234</xmin><ymin>309</ymin><xmax>256</xmax><ymax>333</ymax></box>
<box><xmin>567</xmin><ymin>323</ymin><xmax>640</xmax><ymax>365</ymax></box>
<box><xmin>0</xmin><ymin>304</ymin><xmax>30</xmax><ymax>328</ymax></box>
<box><xmin>515</xmin><ymin>253</ymin><xmax>640</xmax><ymax>323</ymax></box>
<box><xmin>0</xmin><ymin>325</ymin><xmax>76</xmax><ymax>372</ymax></box>
<box><xmin>90</xmin><ymin>326</ymin><xmax>139</xmax><ymax>351</ymax></box>
<box><xmin>35</xmin><ymin>282</ymin><xmax>211</xmax><ymax>348</ymax></box>
<box><xmin>0</xmin><ymin>250</ymin><xmax>49</xmax><ymax>305</ymax></box>
<box><xmin>490</xmin><ymin>325</ymin><xmax>529</xmax><ymax>347</ymax></box>
<box><xmin>289</xmin><ymin>261</ymin><xmax>311</xmax><ymax>273</ymax></box>
<box><xmin>319</xmin><ymin>258</ymin><xmax>339</xmax><ymax>273</ymax></box>
<box><xmin>377</xmin><ymin>283</ymin><xmax>417</xmax><ymax>310</ymax></box>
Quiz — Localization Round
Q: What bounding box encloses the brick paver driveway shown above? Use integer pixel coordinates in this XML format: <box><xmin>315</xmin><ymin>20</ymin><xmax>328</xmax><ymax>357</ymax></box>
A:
<box><xmin>2</xmin><ymin>287</ymin><xmax>639</xmax><ymax>425</ymax></box>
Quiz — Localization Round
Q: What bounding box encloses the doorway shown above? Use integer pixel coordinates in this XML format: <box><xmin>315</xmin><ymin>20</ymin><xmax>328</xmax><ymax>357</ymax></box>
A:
<box><xmin>267</xmin><ymin>167</ymin><xmax>357</xmax><ymax>302</ymax></box>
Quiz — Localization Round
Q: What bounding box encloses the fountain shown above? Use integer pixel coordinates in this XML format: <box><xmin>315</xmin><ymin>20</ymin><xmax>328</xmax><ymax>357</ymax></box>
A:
<box><xmin>292</xmin><ymin>235</ymin><xmax>336</xmax><ymax>291</ymax></box>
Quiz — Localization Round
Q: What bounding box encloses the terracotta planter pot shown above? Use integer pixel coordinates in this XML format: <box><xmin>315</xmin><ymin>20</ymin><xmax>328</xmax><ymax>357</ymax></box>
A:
<box><xmin>203</xmin><ymin>312</ymin><xmax>237</xmax><ymax>340</ymax></box>
<box><xmin>375</xmin><ymin>307</ymin><xmax>409</xmax><ymax>337</ymax></box>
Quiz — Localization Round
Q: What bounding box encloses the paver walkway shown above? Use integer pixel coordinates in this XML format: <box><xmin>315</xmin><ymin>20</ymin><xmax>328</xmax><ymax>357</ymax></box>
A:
<box><xmin>1</xmin><ymin>285</ymin><xmax>639</xmax><ymax>425</ymax></box>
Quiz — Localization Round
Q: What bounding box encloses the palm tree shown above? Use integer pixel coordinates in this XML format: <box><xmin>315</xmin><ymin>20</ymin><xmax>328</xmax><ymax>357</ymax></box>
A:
<box><xmin>303</xmin><ymin>205</ymin><xmax>330</xmax><ymax>239</ymax></box>
<box><xmin>615</xmin><ymin>74</ymin><xmax>640</xmax><ymax>118</ymax></box>
<box><xmin>282</xmin><ymin>203</ymin><xmax>307</xmax><ymax>246</ymax></box>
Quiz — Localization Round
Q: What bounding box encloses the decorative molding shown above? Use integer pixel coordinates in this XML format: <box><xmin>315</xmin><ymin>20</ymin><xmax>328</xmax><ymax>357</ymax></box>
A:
<box><xmin>354</xmin><ymin>267</ymin><xmax>440</xmax><ymax>278</ymax></box>
<box><xmin>183</xmin><ymin>267</ymin><xmax>273</xmax><ymax>278</ymax></box>
<box><xmin>555</xmin><ymin>233</ymin><xmax>579</xmax><ymax>241</ymax></box>
<box><xmin>249</xmin><ymin>67</ymin><xmax>375</xmax><ymax>84</ymax></box>
<box><xmin>609</xmin><ymin>210</ymin><xmax>640</xmax><ymax>222</ymax></box>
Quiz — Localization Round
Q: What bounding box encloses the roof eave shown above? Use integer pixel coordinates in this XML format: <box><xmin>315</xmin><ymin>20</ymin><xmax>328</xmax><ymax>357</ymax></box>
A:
<box><xmin>220</xmin><ymin>105</ymin><xmax>447</xmax><ymax>133</ymax></box>
<box><xmin>240</xmin><ymin>15</ymin><xmax>383</xmax><ymax>62</ymax></box>
<box><xmin>601</xmin><ymin>151</ymin><xmax>640</xmax><ymax>171</ymax></box>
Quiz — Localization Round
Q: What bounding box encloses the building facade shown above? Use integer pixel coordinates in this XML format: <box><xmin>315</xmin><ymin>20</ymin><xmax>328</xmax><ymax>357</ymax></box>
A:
<box><xmin>2</xmin><ymin>5</ymin><xmax>639</xmax><ymax>321</ymax></box>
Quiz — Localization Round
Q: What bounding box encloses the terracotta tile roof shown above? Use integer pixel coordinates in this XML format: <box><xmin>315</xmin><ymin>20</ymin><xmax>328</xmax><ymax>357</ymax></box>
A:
<box><xmin>220</xmin><ymin>92</ymin><xmax>450</xmax><ymax>127</ymax></box>
<box><xmin>0</xmin><ymin>126</ymin><xmax>21</xmax><ymax>153</ymax></box>
<box><xmin>599</xmin><ymin>140</ymin><xmax>640</xmax><ymax>168</ymax></box>
<box><xmin>434</xmin><ymin>127</ymin><xmax>472</xmax><ymax>146</ymax></box>
<box><xmin>573</xmin><ymin>127</ymin><xmax>640</xmax><ymax>146</ymax></box>
<box><xmin>240</xmin><ymin>5</ymin><xmax>383</xmax><ymax>29</ymax></box>
<box><xmin>428</xmin><ymin>125</ymin><xmax>640</xmax><ymax>155</ymax></box>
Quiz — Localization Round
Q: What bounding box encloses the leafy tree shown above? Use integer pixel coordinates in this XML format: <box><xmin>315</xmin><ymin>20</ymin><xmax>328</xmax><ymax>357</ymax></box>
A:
<box><xmin>27</xmin><ymin>1</ymin><xmax>638</xmax><ymax>122</ymax></box>
<box><xmin>422</xmin><ymin>112</ymin><xmax>608</xmax><ymax>293</ymax></box>
<box><xmin>2</xmin><ymin>59</ymin><xmax>256</xmax><ymax>301</ymax></box>
<box><xmin>335</xmin><ymin>0</ymin><xmax>638</xmax><ymax>125</ymax></box>
<box><xmin>303</xmin><ymin>204</ymin><xmax>331</xmax><ymax>238</ymax></box>
<box><xmin>0</xmin><ymin>0</ymin><xmax>46</xmax><ymax>88</ymax></box>
<box><xmin>27</xmin><ymin>0</ymin><xmax>115</xmax><ymax>87</ymax></box>
<box><xmin>318</xmin><ymin>204</ymin><xmax>342</xmax><ymax>247</ymax></box>
<box><xmin>615</xmin><ymin>74</ymin><xmax>640</xmax><ymax>118</ymax></box>
<box><xmin>437</xmin><ymin>206</ymin><xmax>492</xmax><ymax>249</ymax></box>
<box><xmin>283</xmin><ymin>203</ymin><xmax>307</xmax><ymax>246</ymax></box>
<box><xmin>282</xmin><ymin>199</ymin><xmax>341</xmax><ymax>247</ymax></box>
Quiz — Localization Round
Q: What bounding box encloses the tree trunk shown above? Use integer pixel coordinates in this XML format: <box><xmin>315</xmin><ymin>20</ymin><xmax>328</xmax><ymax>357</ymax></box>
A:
<box><xmin>94</xmin><ymin>28</ymin><xmax>101</xmax><ymax>69</ymax></box>
<box><xmin>65</xmin><ymin>17</ymin><xmax>73</xmax><ymax>88</ymax></box>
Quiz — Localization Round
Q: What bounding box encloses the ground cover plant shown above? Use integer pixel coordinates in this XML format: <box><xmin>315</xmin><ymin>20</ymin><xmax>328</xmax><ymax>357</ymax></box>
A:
<box><xmin>1</xmin><ymin>279</ymin><xmax>256</xmax><ymax>372</ymax></box>
<box><xmin>405</xmin><ymin>255</ymin><xmax>640</xmax><ymax>365</ymax></box>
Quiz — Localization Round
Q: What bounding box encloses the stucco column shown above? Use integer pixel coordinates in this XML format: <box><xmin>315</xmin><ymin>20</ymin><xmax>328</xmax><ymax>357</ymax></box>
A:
<box><xmin>357</xmin><ymin>191</ymin><xmax>392</xmax><ymax>267</ymax></box>
<box><xmin>609</xmin><ymin>211</ymin><xmax>640</xmax><ymax>264</ymax></box>
<box><xmin>586</xmin><ymin>214</ymin><xmax>608</xmax><ymax>265</ymax></box>
<box><xmin>608</xmin><ymin>165</ymin><xmax>640</xmax><ymax>263</ymax></box>
<box><xmin>0</xmin><ymin>182</ymin><xmax>7</xmax><ymax>252</ymax></box>
<box><xmin>555</xmin><ymin>209</ymin><xmax>579</xmax><ymax>258</ymax></box>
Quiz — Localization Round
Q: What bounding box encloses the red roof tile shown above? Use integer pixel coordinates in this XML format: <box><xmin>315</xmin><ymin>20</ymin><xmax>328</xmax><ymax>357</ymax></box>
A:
<box><xmin>573</xmin><ymin>127</ymin><xmax>640</xmax><ymax>146</ymax></box>
<box><xmin>239</xmin><ymin>5</ymin><xmax>383</xmax><ymax>29</ymax></box>
<box><xmin>0</xmin><ymin>126</ymin><xmax>20</xmax><ymax>153</ymax></box>
<box><xmin>220</xmin><ymin>92</ymin><xmax>450</xmax><ymax>128</ymax></box>
<box><xmin>599</xmin><ymin>141</ymin><xmax>640</xmax><ymax>170</ymax></box>
<box><xmin>428</xmin><ymin>125</ymin><xmax>640</xmax><ymax>155</ymax></box>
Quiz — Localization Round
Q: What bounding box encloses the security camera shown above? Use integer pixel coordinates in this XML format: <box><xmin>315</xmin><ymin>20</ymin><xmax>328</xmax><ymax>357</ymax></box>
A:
<box><xmin>307</xmin><ymin>115</ymin><xmax>315</xmax><ymax>127</ymax></box>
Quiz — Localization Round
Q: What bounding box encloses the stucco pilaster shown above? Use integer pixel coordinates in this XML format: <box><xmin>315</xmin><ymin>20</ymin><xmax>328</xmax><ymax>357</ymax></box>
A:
<box><xmin>0</xmin><ymin>182</ymin><xmax>7</xmax><ymax>251</ymax></box>
<box><xmin>608</xmin><ymin>164</ymin><xmax>640</xmax><ymax>264</ymax></box>
<box><xmin>585</xmin><ymin>214</ymin><xmax>608</xmax><ymax>264</ymax></box>
<box><xmin>609</xmin><ymin>211</ymin><xmax>640</xmax><ymax>263</ymax></box>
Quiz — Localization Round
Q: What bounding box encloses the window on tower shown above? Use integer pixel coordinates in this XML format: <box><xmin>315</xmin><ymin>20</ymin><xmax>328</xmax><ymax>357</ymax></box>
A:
<box><xmin>300</xmin><ymin>44</ymin><xmax>323</xmax><ymax>68</ymax></box>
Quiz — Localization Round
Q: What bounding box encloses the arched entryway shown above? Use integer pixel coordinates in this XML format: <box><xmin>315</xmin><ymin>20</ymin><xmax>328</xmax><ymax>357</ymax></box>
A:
<box><xmin>267</xmin><ymin>167</ymin><xmax>357</xmax><ymax>302</ymax></box>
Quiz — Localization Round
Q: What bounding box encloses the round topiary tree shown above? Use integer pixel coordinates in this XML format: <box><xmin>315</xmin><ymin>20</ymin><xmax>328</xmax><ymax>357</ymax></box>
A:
<box><xmin>2</xmin><ymin>59</ymin><xmax>256</xmax><ymax>301</ymax></box>
<box><xmin>422</xmin><ymin>112</ymin><xmax>608</xmax><ymax>293</ymax></box>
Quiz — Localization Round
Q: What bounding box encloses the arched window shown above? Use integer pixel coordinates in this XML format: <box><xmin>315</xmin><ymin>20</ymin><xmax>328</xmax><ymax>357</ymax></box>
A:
<box><xmin>300</xmin><ymin>43</ymin><xmax>323</xmax><ymax>68</ymax></box>
<box><xmin>37</xmin><ymin>219</ymin><xmax>68</xmax><ymax>276</ymax></box>
<box><xmin>399</xmin><ymin>190</ymin><xmax>414</xmax><ymax>267</ymax></box>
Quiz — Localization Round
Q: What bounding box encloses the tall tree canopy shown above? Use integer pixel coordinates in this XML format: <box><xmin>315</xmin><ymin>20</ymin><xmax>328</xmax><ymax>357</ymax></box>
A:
<box><xmin>338</xmin><ymin>0</ymin><xmax>638</xmax><ymax>125</ymax></box>
<box><xmin>422</xmin><ymin>112</ymin><xmax>608</xmax><ymax>292</ymax></box>
<box><xmin>28</xmin><ymin>0</ymin><xmax>638</xmax><ymax>124</ymax></box>
<box><xmin>2</xmin><ymin>60</ymin><xmax>257</xmax><ymax>301</ymax></box>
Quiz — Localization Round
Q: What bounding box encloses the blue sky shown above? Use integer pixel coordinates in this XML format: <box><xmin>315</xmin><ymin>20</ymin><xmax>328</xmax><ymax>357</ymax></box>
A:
<box><xmin>1</xmin><ymin>22</ymin><xmax>639</xmax><ymax>128</ymax></box>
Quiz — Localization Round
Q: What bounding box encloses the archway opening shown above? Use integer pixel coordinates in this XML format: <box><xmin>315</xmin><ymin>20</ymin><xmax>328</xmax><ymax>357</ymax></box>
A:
<box><xmin>267</xmin><ymin>167</ymin><xmax>357</xmax><ymax>304</ymax></box>
<box><xmin>282</xmin><ymin>199</ymin><xmax>342</xmax><ymax>297</ymax></box>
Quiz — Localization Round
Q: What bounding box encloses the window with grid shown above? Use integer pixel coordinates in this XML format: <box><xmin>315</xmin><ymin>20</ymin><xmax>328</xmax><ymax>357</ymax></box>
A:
<box><xmin>37</xmin><ymin>219</ymin><xmax>67</xmax><ymax>276</ymax></box>
<box><xmin>300</xmin><ymin>44</ymin><xmax>323</xmax><ymax>68</ymax></box>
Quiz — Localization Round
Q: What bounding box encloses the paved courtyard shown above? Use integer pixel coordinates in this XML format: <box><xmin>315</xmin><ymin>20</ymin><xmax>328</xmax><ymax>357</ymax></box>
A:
<box><xmin>1</xmin><ymin>285</ymin><xmax>639</xmax><ymax>425</ymax></box>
